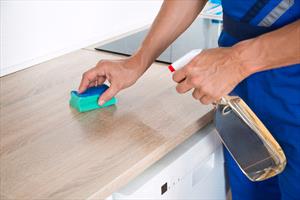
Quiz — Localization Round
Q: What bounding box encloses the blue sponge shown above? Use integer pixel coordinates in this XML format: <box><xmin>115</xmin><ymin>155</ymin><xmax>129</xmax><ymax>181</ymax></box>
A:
<box><xmin>70</xmin><ymin>84</ymin><xmax>117</xmax><ymax>112</ymax></box>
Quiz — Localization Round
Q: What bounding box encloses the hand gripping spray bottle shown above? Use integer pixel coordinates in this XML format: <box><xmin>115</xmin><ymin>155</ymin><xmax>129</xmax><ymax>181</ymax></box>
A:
<box><xmin>168</xmin><ymin>49</ymin><xmax>286</xmax><ymax>181</ymax></box>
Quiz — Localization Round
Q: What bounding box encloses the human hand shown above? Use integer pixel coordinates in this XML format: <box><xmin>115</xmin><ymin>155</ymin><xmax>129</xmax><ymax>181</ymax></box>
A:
<box><xmin>78</xmin><ymin>57</ymin><xmax>144</xmax><ymax>105</ymax></box>
<box><xmin>172</xmin><ymin>48</ymin><xmax>251</xmax><ymax>104</ymax></box>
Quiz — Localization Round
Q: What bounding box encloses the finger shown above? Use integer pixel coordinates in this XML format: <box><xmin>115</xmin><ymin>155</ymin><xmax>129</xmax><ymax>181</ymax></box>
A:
<box><xmin>88</xmin><ymin>75</ymin><xmax>106</xmax><ymax>87</ymax></box>
<box><xmin>97</xmin><ymin>76</ymin><xmax>106</xmax><ymax>86</ymax></box>
<box><xmin>78</xmin><ymin>70</ymin><xmax>97</xmax><ymax>93</ymax></box>
<box><xmin>88</xmin><ymin>80</ymin><xmax>96</xmax><ymax>88</ymax></box>
<box><xmin>176</xmin><ymin>79</ymin><xmax>193</xmax><ymax>94</ymax></box>
<box><xmin>98</xmin><ymin>85</ymin><xmax>119</xmax><ymax>105</ymax></box>
<box><xmin>200</xmin><ymin>95</ymin><xmax>214</xmax><ymax>105</ymax></box>
<box><xmin>192</xmin><ymin>88</ymin><xmax>204</xmax><ymax>100</ymax></box>
<box><xmin>172</xmin><ymin>68</ymin><xmax>186</xmax><ymax>83</ymax></box>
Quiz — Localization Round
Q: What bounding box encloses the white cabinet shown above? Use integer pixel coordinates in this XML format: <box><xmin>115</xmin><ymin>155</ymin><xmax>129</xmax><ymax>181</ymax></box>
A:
<box><xmin>107</xmin><ymin>124</ymin><xmax>226</xmax><ymax>200</ymax></box>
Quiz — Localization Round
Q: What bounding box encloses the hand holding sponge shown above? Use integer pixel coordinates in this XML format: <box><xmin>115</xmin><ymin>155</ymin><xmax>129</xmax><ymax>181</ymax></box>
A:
<box><xmin>70</xmin><ymin>84</ymin><xmax>117</xmax><ymax>112</ymax></box>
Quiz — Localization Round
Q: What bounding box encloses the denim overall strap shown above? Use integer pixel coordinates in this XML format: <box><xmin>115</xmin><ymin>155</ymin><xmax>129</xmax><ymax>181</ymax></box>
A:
<box><xmin>241</xmin><ymin>0</ymin><xmax>270</xmax><ymax>23</ymax></box>
<box><xmin>222</xmin><ymin>12</ymin><xmax>276</xmax><ymax>41</ymax></box>
<box><xmin>222</xmin><ymin>0</ymin><xmax>295</xmax><ymax>41</ymax></box>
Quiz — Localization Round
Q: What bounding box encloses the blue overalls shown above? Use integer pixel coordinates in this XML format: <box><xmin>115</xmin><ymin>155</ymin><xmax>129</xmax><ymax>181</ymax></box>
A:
<box><xmin>218</xmin><ymin>1</ymin><xmax>300</xmax><ymax>199</ymax></box>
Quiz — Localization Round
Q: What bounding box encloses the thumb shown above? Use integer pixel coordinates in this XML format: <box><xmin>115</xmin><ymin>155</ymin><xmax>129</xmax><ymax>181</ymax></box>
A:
<box><xmin>98</xmin><ymin>85</ymin><xmax>119</xmax><ymax>106</ymax></box>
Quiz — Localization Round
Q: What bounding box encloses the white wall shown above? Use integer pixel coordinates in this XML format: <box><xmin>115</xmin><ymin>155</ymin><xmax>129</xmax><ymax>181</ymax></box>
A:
<box><xmin>0</xmin><ymin>0</ymin><xmax>162</xmax><ymax>76</ymax></box>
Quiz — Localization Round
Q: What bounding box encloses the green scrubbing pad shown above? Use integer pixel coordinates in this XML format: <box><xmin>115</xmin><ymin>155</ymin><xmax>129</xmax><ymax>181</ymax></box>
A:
<box><xmin>70</xmin><ymin>84</ymin><xmax>117</xmax><ymax>112</ymax></box>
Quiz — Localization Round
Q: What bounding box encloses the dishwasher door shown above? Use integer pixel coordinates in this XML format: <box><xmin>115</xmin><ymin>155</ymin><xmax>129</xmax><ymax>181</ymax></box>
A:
<box><xmin>112</xmin><ymin>124</ymin><xmax>226</xmax><ymax>200</ymax></box>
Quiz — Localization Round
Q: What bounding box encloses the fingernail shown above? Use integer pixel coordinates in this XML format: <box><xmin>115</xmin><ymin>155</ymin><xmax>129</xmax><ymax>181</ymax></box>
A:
<box><xmin>99</xmin><ymin>100</ymin><xmax>105</xmax><ymax>106</ymax></box>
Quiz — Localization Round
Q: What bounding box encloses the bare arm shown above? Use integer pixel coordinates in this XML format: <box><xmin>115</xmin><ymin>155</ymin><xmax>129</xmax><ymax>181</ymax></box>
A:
<box><xmin>133</xmin><ymin>0</ymin><xmax>207</xmax><ymax>73</ymax></box>
<box><xmin>79</xmin><ymin>0</ymin><xmax>207</xmax><ymax>105</ymax></box>
<box><xmin>235</xmin><ymin>20</ymin><xmax>300</xmax><ymax>74</ymax></box>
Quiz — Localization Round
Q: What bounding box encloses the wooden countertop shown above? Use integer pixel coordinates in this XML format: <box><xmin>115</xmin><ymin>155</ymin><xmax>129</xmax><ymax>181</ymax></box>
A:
<box><xmin>0</xmin><ymin>49</ymin><xmax>213</xmax><ymax>199</ymax></box>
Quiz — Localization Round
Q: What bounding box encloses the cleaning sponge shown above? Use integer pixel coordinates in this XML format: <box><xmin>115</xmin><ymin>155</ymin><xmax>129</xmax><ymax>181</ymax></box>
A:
<box><xmin>70</xmin><ymin>84</ymin><xmax>117</xmax><ymax>112</ymax></box>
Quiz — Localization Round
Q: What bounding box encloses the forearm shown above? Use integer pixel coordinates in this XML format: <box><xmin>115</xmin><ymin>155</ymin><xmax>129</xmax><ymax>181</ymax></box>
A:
<box><xmin>132</xmin><ymin>0</ymin><xmax>207</xmax><ymax>72</ymax></box>
<box><xmin>234</xmin><ymin>20</ymin><xmax>300</xmax><ymax>75</ymax></box>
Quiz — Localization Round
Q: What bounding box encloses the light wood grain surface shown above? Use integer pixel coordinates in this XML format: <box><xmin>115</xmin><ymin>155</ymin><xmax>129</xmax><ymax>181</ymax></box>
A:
<box><xmin>0</xmin><ymin>49</ymin><xmax>213</xmax><ymax>199</ymax></box>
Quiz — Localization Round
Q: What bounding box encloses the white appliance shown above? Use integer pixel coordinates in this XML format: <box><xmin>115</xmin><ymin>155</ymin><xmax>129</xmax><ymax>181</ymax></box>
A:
<box><xmin>96</xmin><ymin>17</ymin><xmax>221</xmax><ymax>63</ymax></box>
<box><xmin>109</xmin><ymin>124</ymin><xmax>226</xmax><ymax>200</ymax></box>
